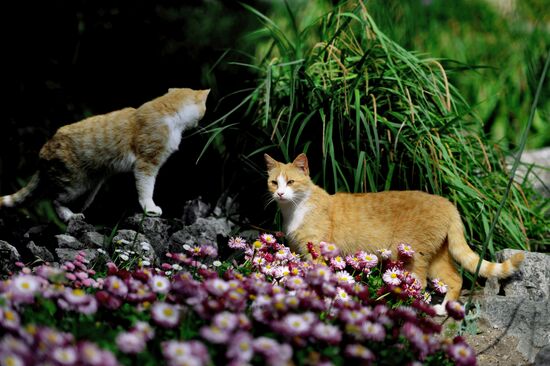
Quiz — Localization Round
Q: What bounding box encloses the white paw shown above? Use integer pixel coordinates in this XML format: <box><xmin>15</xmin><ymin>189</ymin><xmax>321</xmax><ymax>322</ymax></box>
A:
<box><xmin>69</xmin><ymin>213</ymin><xmax>86</xmax><ymax>221</ymax></box>
<box><xmin>56</xmin><ymin>206</ymin><xmax>85</xmax><ymax>223</ymax></box>
<box><xmin>433</xmin><ymin>304</ymin><xmax>447</xmax><ymax>316</ymax></box>
<box><xmin>144</xmin><ymin>204</ymin><xmax>162</xmax><ymax>217</ymax></box>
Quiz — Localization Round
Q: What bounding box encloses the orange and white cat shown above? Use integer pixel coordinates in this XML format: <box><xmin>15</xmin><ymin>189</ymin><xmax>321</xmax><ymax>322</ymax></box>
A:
<box><xmin>265</xmin><ymin>153</ymin><xmax>524</xmax><ymax>312</ymax></box>
<box><xmin>0</xmin><ymin>88</ymin><xmax>209</xmax><ymax>222</ymax></box>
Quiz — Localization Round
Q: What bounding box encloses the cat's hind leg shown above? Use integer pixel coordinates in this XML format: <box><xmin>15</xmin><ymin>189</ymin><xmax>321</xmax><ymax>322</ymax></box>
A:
<box><xmin>428</xmin><ymin>243</ymin><xmax>463</xmax><ymax>316</ymax></box>
<box><xmin>53</xmin><ymin>184</ymin><xmax>89</xmax><ymax>222</ymax></box>
<box><xmin>81</xmin><ymin>179</ymin><xmax>105</xmax><ymax>212</ymax></box>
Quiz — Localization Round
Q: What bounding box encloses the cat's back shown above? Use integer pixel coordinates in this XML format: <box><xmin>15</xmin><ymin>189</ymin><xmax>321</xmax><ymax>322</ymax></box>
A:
<box><xmin>40</xmin><ymin>107</ymin><xmax>136</xmax><ymax>163</ymax></box>
<box><xmin>57</xmin><ymin>107</ymin><xmax>136</xmax><ymax>135</ymax></box>
<box><xmin>330</xmin><ymin>190</ymin><xmax>456</xmax><ymax>225</ymax></box>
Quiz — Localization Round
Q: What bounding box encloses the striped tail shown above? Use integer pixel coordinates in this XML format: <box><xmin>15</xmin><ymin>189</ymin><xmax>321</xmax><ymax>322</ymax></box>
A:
<box><xmin>0</xmin><ymin>172</ymin><xmax>40</xmax><ymax>208</ymax></box>
<box><xmin>447</xmin><ymin>216</ymin><xmax>524</xmax><ymax>279</ymax></box>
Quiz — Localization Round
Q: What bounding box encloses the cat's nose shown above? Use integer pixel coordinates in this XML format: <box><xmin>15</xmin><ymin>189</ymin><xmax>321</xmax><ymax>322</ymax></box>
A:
<box><xmin>277</xmin><ymin>192</ymin><xmax>284</xmax><ymax>197</ymax></box>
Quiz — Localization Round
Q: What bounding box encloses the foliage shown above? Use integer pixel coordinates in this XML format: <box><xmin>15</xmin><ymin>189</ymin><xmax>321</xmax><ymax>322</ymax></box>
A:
<box><xmin>208</xmin><ymin>1</ymin><xmax>548</xmax><ymax>253</ymax></box>
<box><xmin>0</xmin><ymin>236</ymin><xmax>476</xmax><ymax>365</ymax></box>
<box><xmin>366</xmin><ymin>0</ymin><xmax>550</xmax><ymax>150</ymax></box>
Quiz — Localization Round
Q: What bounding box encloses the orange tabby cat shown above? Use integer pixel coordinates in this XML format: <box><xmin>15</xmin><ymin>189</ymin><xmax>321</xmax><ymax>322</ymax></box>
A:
<box><xmin>0</xmin><ymin>88</ymin><xmax>209</xmax><ymax>222</ymax></box>
<box><xmin>265</xmin><ymin>153</ymin><xmax>524</xmax><ymax>312</ymax></box>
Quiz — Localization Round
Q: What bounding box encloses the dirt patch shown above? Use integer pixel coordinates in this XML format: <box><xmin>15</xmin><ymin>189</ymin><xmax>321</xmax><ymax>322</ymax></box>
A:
<box><xmin>437</xmin><ymin>291</ymin><xmax>533</xmax><ymax>366</ymax></box>
<box><xmin>462</xmin><ymin>317</ymin><xmax>531</xmax><ymax>366</ymax></box>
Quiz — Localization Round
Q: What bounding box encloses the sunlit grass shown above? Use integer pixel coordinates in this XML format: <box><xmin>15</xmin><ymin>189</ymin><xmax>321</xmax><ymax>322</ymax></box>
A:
<box><xmin>207</xmin><ymin>1</ymin><xmax>548</xmax><ymax>254</ymax></box>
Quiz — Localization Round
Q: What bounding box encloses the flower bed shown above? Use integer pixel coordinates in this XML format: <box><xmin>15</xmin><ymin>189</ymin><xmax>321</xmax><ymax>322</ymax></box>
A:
<box><xmin>0</xmin><ymin>234</ymin><xmax>475</xmax><ymax>365</ymax></box>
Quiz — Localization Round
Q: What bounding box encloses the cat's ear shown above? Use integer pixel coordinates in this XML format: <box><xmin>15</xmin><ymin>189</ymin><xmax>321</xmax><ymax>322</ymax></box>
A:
<box><xmin>292</xmin><ymin>153</ymin><xmax>309</xmax><ymax>176</ymax></box>
<box><xmin>264</xmin><ymin>154</ymin><xmax>278</xmax><ymax>171</ymax></box>
<box><xmin>200</xmin><ymin>89</ymin><xmax>210</xmax><ymax>102</ymax></box>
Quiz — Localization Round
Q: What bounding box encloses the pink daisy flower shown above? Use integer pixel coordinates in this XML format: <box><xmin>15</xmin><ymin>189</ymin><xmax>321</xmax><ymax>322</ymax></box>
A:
<box><xmin>382</xmin><ymin>268</ymin><xmax>403</xmax><ymax>286</ymax></box>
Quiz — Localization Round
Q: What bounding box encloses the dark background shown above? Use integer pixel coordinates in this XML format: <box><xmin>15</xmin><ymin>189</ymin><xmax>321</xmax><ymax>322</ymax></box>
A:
<box><xmin>0</xmin><ymin>0</ymin><xmax>271</xmax><ymax>229</ymax></box>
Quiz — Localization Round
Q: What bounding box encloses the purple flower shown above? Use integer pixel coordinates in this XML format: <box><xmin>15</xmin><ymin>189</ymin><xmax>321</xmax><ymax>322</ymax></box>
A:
<box><xmin>52</xmin><ymin>346</ymin><xmax>78</xmax><ymax>365</ymax></box>
<box><xmin>151</xmin><ymin>302</ymin><xmax>180</xmax><ymax>328</ymax></box>
<box><xmin>115</xmin><ymin>331</ymin><xmax>146</xmax><ymax>354</ymax></box>
<box><xmin>358</xmin><ymin>252</ymin><xmax>379</xmax><ymax>269</ymax></box>
<box><xmin>0</xmin><ymin>353</ymin><xmax>25</xmax><ymax>366</ymax></box>
<box><xmin>204</xmin><ymin>278</ymin><xmax>230</xmax><ymax>296</ymax></box>
<box><xmin>277</xmin><ymin>312</ymin><xmax>315</xmax><ymax>336</ymax></box>
<box><xmin>361</xmin><ymin>321</ymin><xmax>386</xmax><ymax>341</ymax></box>
<box><xmin>334</xmin><ymin>270</ymin><xmax>355</xmax><ymax>286</ymax></box>
<box><xmin>382</xmin><ymin>268</ymin><xmax>402</xmax><ymax>286</ymax></box>
<box><xmin>285</xmin><ymin>275</ymin><xmax>307</xmax><ymax>290</ymax></box>
<box><xmin>397</xmin><ymin>243</ymin><xmax>415</xmax><ymax>259</ymax></box>
<box><xmin>104</xmin><ymin>276</ymin><xmax>128</xmax><ymax>298</ymax></box>
<box><xmin>445</xmin><ymin>301</ymin><xmax>466</xmax><ymax>320</ymax></box>
<box><xmin>344</xmin><ymin>344</ymin><xmax>375</xmax><ymax>361</ymax></box>
<box><xmin>401</xmin><ymin>322</ymin><xmax>431</xmax><ymax>358</ymax></box>
<box><xmin>213</xmin><ymin>311</ymin><xmax>239</xmax><ymax>332</ymax></box>
<box><xmin>341</xmin><ymin>309</ymin><xmax>367</xmax><ymax>325</ymax></box>
<box><xmin>312</xmin><ymin>323</ymin><xmax>342</xmax><ymax>344</ymax></box>
<box><xmin>431</xmin><ymin>278</ymin><xmax>448</xmax><ymax>294</ymax></box>
<box><xmin>0</xmin><ymin>307</ymin><xmax>21</xmax><ymax>331</ymax></box>
<box><xmin>228</xmin><ymin>236</ymin><xmax>247</xmax><ymax>249</ymax></box>
<box><xmin>377</xmin><ymin>248</ymin><xmax>392</xmax><ymax>260</ymax></box>
<box><xmin>8</xmin><ymin>274</ymin><xmax>43</xmax><ymax>304</ymax></box>
<box><xmin>345</xmin><ymin>254</ymin><xmax>364</xmax><ymax>270</ymax></box>
<box><xmin>162</xmin><ymin>340</ymin><xmax>210</xmax><ymax>366</ymax></box>
<box><xmin>226</xmin><ymin>331</ymin><xmax>254</xmax><ymax>362</ymax></box>
<box><xmin>329</xmin><ymin>256</ymin><xmax>346</xmax><ymax>270</ymax></box>
<box><xmin>200</xmin><ymin>325</ymin><xmax>230</xmax><ymax>344</ymax></box>
<box><xmin>306</xmin><ymin>265</ymin><xmax>332</xmax><ymax>286</ymax></box>
<box><xmin>447</xmin><ymin>342</ymin><xmax>476</xmax><ymax>366</ymax></box>
<box><xmin>253</xmin><ymin>337</ymin><xmax>292</xmax><ymax>365</ymax></box>
<box><xmin>149</xmin><ymin>275</ymin><xmax>171</xmax><ymax>294</ymax></box>
<box><xmin>319</xmin><ymin>241</ymin><xmax>340</xmax><ymax>258</ymax></box>
<box><xmin>132</xmin><ymin>321</ymin><xmax>155</xmax><ymax>341</ymax></box>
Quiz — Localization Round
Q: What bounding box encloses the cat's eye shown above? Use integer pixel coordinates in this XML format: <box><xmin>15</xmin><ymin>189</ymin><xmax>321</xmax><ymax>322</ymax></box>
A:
<box><xmin>271</xmin><ymin>180</ymin><xmax>278</xmax><ymax>186</ymax></box>
<box><xmin>287</xmin><ymin>180</ymin><xmax>295</xmax><ymax>185</ymax></box>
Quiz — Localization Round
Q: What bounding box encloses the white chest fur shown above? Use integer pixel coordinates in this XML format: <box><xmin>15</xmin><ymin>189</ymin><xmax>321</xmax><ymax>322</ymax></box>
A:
<box><xmin>281</xmin><ymin>190</ymin><xmax>311</xmax><ymax>234</ymax></box>
<box><xmin>164</xmin><ymin>104</ymin><xmax>200</xmax><ymax>153</ymax></box>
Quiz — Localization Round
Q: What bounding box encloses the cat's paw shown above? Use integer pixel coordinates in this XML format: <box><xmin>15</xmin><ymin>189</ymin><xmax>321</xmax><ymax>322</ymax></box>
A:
<box><xmin>69</xmin><ymin>213</ymin><xmax>86</xmax><ymax>221</ymax></box>
<box><xmin>144</xmin><ymin>205</ymin><xmax>163</xmax><ymax>217</ymax></box>
<box><xmin>433</xmin><ymin>304</ymin><xmax>447</xmax><ymax>316</ymax></box>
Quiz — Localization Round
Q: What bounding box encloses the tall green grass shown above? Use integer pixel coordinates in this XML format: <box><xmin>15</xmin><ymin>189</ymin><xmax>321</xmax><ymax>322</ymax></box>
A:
<box><xmin>366</xmin><ymin>0</ymin><xmax>550</xmax><ymax>150</ymax></box>
<box><xmin>207</xmin><ymin>1</ymin><xmax>548</xmax><ymax>254</ymax></box>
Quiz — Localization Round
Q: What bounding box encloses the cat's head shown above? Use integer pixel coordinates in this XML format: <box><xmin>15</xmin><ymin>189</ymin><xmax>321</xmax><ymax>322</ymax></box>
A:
<box><xmin>264</xmin><ymin>153</ymin><xmax>312</xmax><ymax>204</ymax></box>
<box><xmin>167</xmin><ymin>88</ymin><xmax>210</xmax><ymax>127</ymax></box>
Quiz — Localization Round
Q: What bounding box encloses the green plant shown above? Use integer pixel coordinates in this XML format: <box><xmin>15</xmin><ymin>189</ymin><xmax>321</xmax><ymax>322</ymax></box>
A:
<box><xmin>208</xmin><ymin>1</ymin><xmax>548</xmax><ymax>254</ymax></box>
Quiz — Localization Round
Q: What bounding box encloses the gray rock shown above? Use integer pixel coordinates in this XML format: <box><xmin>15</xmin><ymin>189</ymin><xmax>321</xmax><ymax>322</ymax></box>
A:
<box><xmin>481</xmin><ymin>250</ymin><xmax>550</xmax><ymax>362</ymax></box>
<box><xmin>124</xmin><ymin>214</ymin><xmax>171</xmax><ymax>257</ymax></box>
<box><xmin>81</xmin><ymin>231</ymin><xmax>106</xmax><ymax>249</ymax></box>
<box><xmin>485</xmin><ymin>249</ymin><xmax>550</xmax><ymax>300</ymax></box>
<box><xmin>535</xmin><ymin>345</ymin><xmax>550</xmax><ymax>366</ymax></box>
<box><xmin>0</xmin><ymin>240</ymin><xmax>21</xmax><ymax>276</ymax></box>
<box><xmin>26</xmin><ymin>241</ymin><xmax>55</xmax><ymax>263</ymax></box>
<box><xmin>55</xmin><ymin>248</ymin><xmax>110</xmax><ymax>265</ymax></box>
<box><xmin>169</xmin><ymin>216</ymin><xmax>232</xmax><ymax>253</ymax></box>
<box><xmin>514</xmin><ymin>147</ymin><xmax>550</xmax><ymax>198</ymax></box>
<box><xmin>65</xmin><ymin>218</ymin><xmax>96</xmax><ymax>238</ymax></box>
<box><xmin>182</xmin><ymin>197</ymin><xmax>211</xmax><ymax>225</ymax></box>
<box><xmin>55</xmin><ymin>234</ymin><xmax>85</xmax><ymax>250</ymax></box>
<box><xmin>481</xmin><ymin>296</ymin><xmax>550</xmax><ymax>362</ymax></box>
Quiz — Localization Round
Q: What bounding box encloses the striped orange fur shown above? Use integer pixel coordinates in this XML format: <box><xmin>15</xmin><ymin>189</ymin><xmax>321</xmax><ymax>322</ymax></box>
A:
<box><xmin>0</xmin><ymin>88</ymin><xmax>209</xmax><ymax>222</ymax></box>
<box><xmin>265</xmin><ymin>153</ymin><xmax>524</xmax><ymax>310</ymax></box>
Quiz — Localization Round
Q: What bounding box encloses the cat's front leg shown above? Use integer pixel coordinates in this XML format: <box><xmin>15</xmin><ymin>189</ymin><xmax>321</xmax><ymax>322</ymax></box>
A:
<box><xmin>134</xmin><ymin>167</ymin><xmax>162</xmax><ymax>217</ymax></box>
